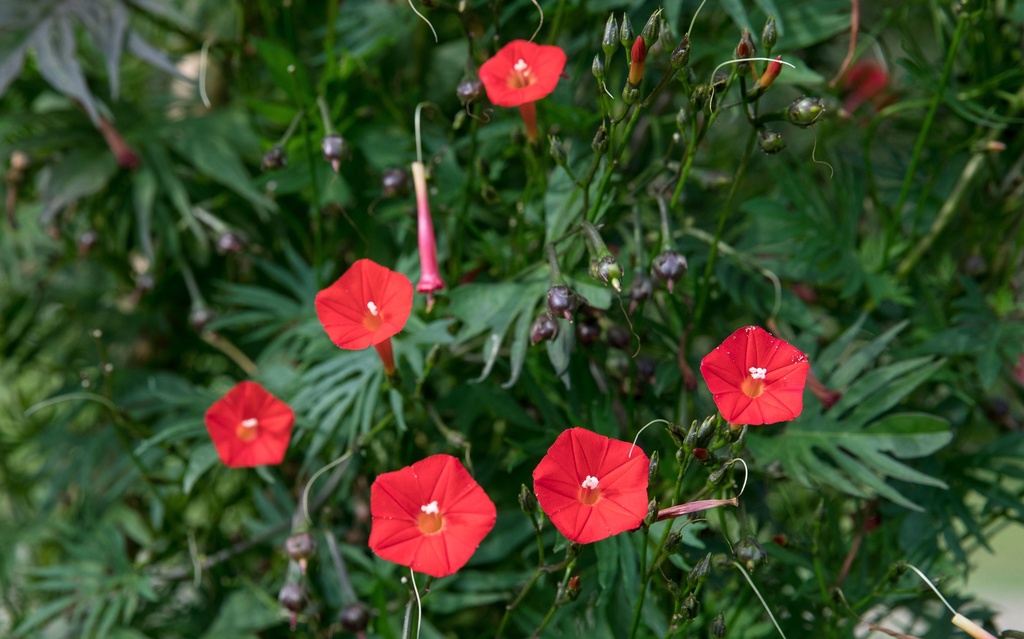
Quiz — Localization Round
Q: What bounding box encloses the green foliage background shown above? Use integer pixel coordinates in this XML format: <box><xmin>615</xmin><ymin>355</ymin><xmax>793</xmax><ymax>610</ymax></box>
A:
<box><xmin>2</xmin><ymin>0</ymin><xmax>1023</xmax><ymax>637</ymax></box>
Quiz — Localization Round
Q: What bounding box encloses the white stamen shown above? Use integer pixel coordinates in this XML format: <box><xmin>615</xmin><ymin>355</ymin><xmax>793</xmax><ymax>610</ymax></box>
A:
<box><xmin>367</xmin><ymin>301</ymin><xmax>379</xmax><ymax>316</ymax></box>
<box><xmin>240</xmin><ymin>418</ymin><xmax>258</xmax><ymax>428</ymax></box>
<box><xmin>749</xmin><ymin>367</ymin><xmax>767</xmax><ymax>380</ymax></box>
<box><xmin>514</xmin><ymin>59</ymin><xmax>529</xmax><ymax>73</ymax></box>
<box><xmin>581</xmin><ymin>475</ymin><xmax>600</xmax><ymax>490</ymax></box>
<box><xmin>420</xmin><ymin>501</ymin><xmax>439</xmax><ymax>514</ymax></box>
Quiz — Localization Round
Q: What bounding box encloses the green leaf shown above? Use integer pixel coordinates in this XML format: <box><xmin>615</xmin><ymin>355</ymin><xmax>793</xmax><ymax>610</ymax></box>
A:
<box><xmin>183</xmin><ymin>443</ymin><xmax>220</xmax><ymax>494</ymax></box>
<box><xmin>199</xmin><ymin>587</ymin><xmax>282</xmax><ymax>639</ymax></box>
<box><xmin>828</xmin><ymin>320</ymin><xmax>908</xmax><ymax>389</ymax></box>
<box><xmin>38</xmin><ymin>148</ymin><xmax>118</xmax><ymax>223</ymax></box>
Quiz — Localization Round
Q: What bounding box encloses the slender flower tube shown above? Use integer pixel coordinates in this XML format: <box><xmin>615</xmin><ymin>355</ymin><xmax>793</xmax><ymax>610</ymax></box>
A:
<box><xmin>411</xmin><ymin>161</ymin><xmax>445</xmax><ymax>311</ymax></box>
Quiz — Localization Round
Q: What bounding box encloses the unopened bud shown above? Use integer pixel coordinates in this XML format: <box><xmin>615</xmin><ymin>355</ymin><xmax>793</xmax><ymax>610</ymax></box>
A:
<box><xmin>671</xmin><ymin>34</ymin><xmax>690</xmax><ymax>69</ymax></box>
<box><xmin>735</xmin><ymin>28</ymin><xmax>756</xmax><ymax>61</ymax></box>
<box><xmin>687</xmin><ymin>552</ymin><xmax>713</xmax><ymax>587</ymax></box>
<box><xmin>628</xmin><ymin>37</ymin><xmax>647</xmax><ymax>86</ymax></box>
<box><xmin>683</xmin><ymin>420</ymin><xmax>699</xmax><ymax>450</ymax></box>
<box><xmin>644</xmin><ymin>499</ymin><xmax>659</xmax><ymax>526</ymax></box>
<box><xmin>456</xmin><ymin>76</ymin><xmax>484</xmax><ymax>105</ymax></box>
<box><xmin>787</xmin><ymin>96</ymin><xmax>825</xmax><ymax>127</ymax></box>
<box><xmin>549</xmin><ymin>135</ymin><xmax>568</xmax><ymax>166</ymax></box>
<box><xmin>641</xmin><ymin>10</ymin><xmax>662</xmax><ymax>48</ymax></box>
<box><xmin>651</xmin><ymin>250</ymin><xmax>688</xmax><ymax>292</ymax></box>
<box><xmin>547</xmin><ymin>285</ymin><xmax>580</xmax><ymax>321</ymax></box>
<box><xmin>758</xmin><ymin>129</ymin><xmax>786</xmax><ymax>154</ymax></box>
<box><xmin>619</xmin><ymin>13</ymin><xmax>634</xmax><ymax>49</ymax></box>
<box><xmin>757</xmin><ymin>56</ymin><xmax>783</xmax><ymax>91</ymax></box>
<box><xmin>664</xmin><ymin>531</ymin><xmax>682</xmax><ymax>553</ymax></box>
<box><xmin>761</xmin><ymin>15</ymin><xmax>777</xmax><ymax>50</ymax></box>
<box><xmin>667</xmin><ymin>422</ymin><xmax>687</xmax><ymax>448</ymax></box>
<box><xmin>707</xmin><ymin>465</ymin><xmax>730</xmax><ymax>487</ymax></box>
<box><xmin>530</xmin><ymin>313</ymin><xmax>560</xmax><ymax>344</ymax></box>
<box><xmin>592</xmin><ymin>126</ymin><xmax>609</xmax><ymax>153</ymax></box>
<box><xmin>692</xmin><ymin>447</ymin><xmax>718</xmax><ymax>466</ymax></box>
<box><xmin>564</xmin><ymin>575</ymin><xmax>582</xmax><ymax>603</ymax></box>
<box><xmin>712</xmin><ymin>612</ymin><xmax>727</xmax><ymax>637</ymax></box>
<box><xmin>261</xmin><ymin>146</ymin><xmax>287</xmax><ymax>171</ymax></box>
<box><xmin>592</xmin><ymin>54</ymin><xmax>605</xmax><ymax>80</ymax></box>
<box><xmin>602</xmin><ymin>14</ymin><xmax>619</xmax><ymax>57</ymax></box>
<box><xmin>519</xmin><ymin>484</ymin><xmax>537</xmax><ymax>513</ymax></box>
<box><xmin>648</xmin><ymin>450</ymin><xmax>660</xmax><ymax>482</ymax></box>
<box><xmin>589</xmin><ymin>255</ymin><xmax>623</xmax><ymax>291</ymax></box>
<box><xmin>695</xmin><ymin>415</ymin><xmax>716</xmax><ymax>447</ymax></box>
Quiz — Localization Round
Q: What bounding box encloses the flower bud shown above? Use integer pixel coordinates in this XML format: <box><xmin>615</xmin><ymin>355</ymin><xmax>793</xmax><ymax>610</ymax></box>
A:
<box><xmin>592</xmin><ymin>126</ymin><xmax>609</xmax><ymax>153</ymax></box>
<box><xmin>381</xmin><ymin>167</ymin><xmax>410</xmax><ymax>198</ymax></box>
<box><xmin>602</xmin><ymin>14</ymin><xmax>619</xmax><ymax>57</ymax></box>
<box><xmin>707</xmin><ymin>465</ymin><xmax>730</xmax><ymax>487</ymax></box>
<box><xmin>758</xmin><ymin>129</ymin><xmax>786</xmax><ymax>154</ymax></box>
<box><xmin>643</xmin><ymin>498</ymin><xmax>659</xmax><ymax>527</ymax></box>
<box><xmin>339</xmin><ymin>603</ymin><xmax>370</xmax><ymax>633</ymax></box>
<box><xmin>687</xmin><ymin>552</ymin><xmax>713</xmax><ymax>587</ymax></box>
<box><xmin>628</xmin><ymin>274</ymin><xmax>653</xmax><ymax>314</ymax></box>
<box><xmin>651</xmin><ymin>250</ymin><xmax>688</xmax><ymax>292</ymax></box>
<box><xmin>592</xmin><ymin>54</ymin><xmax>605</xmax><ymax>80</ymax></box>
<box><xmin>761</xmin><ymin>15</ymin><xmax>777</xmax><ymax>50</ymax></box>
<box><xmin>734</xmin><ymin>535</ymin><xmax>767</xmax><ymax>572</ymax></box>
<box><xmin>285</xmin><ymin>531</ymin><xmax>318</xmax><ymax>573</ymax></box>
<box><xmin>667</xmin><ymin>421</ymin><xmax>688</xmax><ymax>448</ymax></box>
<box><xmin>261</xmin><ymin>146</ymin><xmax>287</xmax><ymax>171</ymax></box>
<box><xmin>757</xmin><ymin>56</ymin><xmax>783</xmax><ymax>91</ymax></box>
<box><xmin>787</xmin><ymin>96</ymin><xmax>825</xmax><ymax>127</ymax></box>
<box><xmin>589</xmin><ymin>255</ymin><xmax>624</xmax><ymax>291</ymax></box>
<box><xmin>576</xmin><ymin>315</ymin><xmax>601</xmax><ymax>346</ymax></box>
<box><xmin>563</xmin><ymin>575</ymin><xmax>582</xmax><ymax>603</ymax></box>
<box><xmin>530</xmin><ymin>313</ymin><xmax>560</xmax><ymax>344</ymax></box>
<box><xmin>628</xmin><ymin>37</ymin><xmax>647</xmax><ymax>86</ymax></box>
<box><xmin>641</xmin><ymin>10</ymin><xmax>662</xmax><ymax>48</ymax></box>
<box><xmin>619</xmin><ymin>13</ymin><xmax>634</xmax><ymax>49</ymax></box>
<box><xmin>735</xmin><ymin>28</ymin><xmax>756</xmax><ymax>61</ymax></box>
<box><xmin>712</xmin><ymin>612</ymin><xmax>727</xmax><ymax>638</ymax></box>
<box><xmin>518</xmin><ymin>484</ymin><xmax>537</xmax><ymax>513</ymax></box>
<box><xmin>683</xmin><ymin>420</ymin><xmax>699</xmax><ymax>450</ymax></box>
<box><xmin>648</xmin><ymin>450</ymin><xmax>660</xmax><ymax>482</ymax></box>
<box><xmin>692</xmin><ymin>447</ymin><xmax>718</xmax><ymax>466</ymax></box>
<box><xmin>549</xmin><ymin>135</ymin><xmax>568</xmax><ymax>166</ymax></box>
<box><xmin>671</xmin><ymin>34</ymin><xmax>691</xmax><ymax>69</ymax></box>
<box><xmin>456</xmin><ymin>76</ymin><xmax>484</xmax><ymax>105</ymax></box>
<box><xmin>321</xmin><ymin>134</ymin><xmax>348</xmax><ymax>172</ymax></box>
<box><xmin>664</xmin><ymin>531</ymin><xmax>682</xmax><ymax>553</ymax></box>
<box><xmin>695</xmin><ymin>415</ymin><xmax>716</xmax><ymax>448</ymax></box>
<box><xmin>547</xmin><ymin>285</ymin><xmax>580</xmax><ymax>321</ymax></box>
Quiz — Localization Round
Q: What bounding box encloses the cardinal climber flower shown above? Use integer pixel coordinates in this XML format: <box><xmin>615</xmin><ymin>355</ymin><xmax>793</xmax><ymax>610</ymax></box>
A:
<box><xmin>204</xmin><ymin>381</ymin><xmax>295</xmax><ymax>468</ymax></box>
<box><xmin>369</xmin><ymin>454</ymin><xmax>497</xmax><ymax>578</ymax></box>
<box><xmin>533</xmin><ymin>428</ymin><xmax>650</xmax><ymax>545</ymax></box>
<box><xmin>478</xmin><ymin>39</ymin><xmax>566</xmax><ymax>143</ymax></box>
<box><xmin>699</xmin><ymin>326</ymin><xmax>810</xmax><ymax>426</ymax></box>
<box><xmin>315</xmin><ymin>258</ymin><xmax>413</xmax><ymax>375</ymax></box>
<box><xmin>411</xmin><ymin>160</ymin><xmax>444</xmax><ymax>310</ymax></box>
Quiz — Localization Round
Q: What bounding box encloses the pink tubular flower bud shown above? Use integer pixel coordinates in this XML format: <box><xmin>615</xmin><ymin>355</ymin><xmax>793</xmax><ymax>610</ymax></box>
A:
<box><xmin>628</xmin><ymin>37</ymin><xmax>647</xmax><ymax>87</ymax></box>
<box><xmin>411</xmin><ymin>161</ymin><xmax>445</xmax><ymax>311</ymax></box>
<box><xmin>758</xmin><ymin>56</ymin><xmax>783</xmax><ymax>90</ymax></box>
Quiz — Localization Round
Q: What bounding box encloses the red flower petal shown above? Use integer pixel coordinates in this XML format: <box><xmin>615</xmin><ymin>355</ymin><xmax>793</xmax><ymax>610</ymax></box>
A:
<box><xmin>533</xmin><ymin>428</ymin><xmax>649</xmax><ymax>544</ymax></box>
<box><xmin>204</xmin><ymin>381</ymin><xmax>295</xmax><ymax>468</ymax></box>
<box><xmin>699</xmin><ymin>326</ymin><xmax>810</xmax><ymax>425</ymax></box>
<box><xmin>315</xmin><ymin>259</ymin><xmax>413</xmax><ymax>350</ymax></box>
<box><xmin>369</xmin><ymin>454</ymin><xmax>496</xmax><ymax>578</ymax></box>
<box><xmin>479</xmin><ymin>40</ymin><xmax>567</xmax><ymax>107</ymax></box>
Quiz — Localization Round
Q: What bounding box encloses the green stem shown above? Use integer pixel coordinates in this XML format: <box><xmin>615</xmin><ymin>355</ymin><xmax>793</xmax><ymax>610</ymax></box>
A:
<box><xmin>884</xmin><ymin>11</ymin><xmax>968</xmax><ymax>266</ymax></box>
<box><xmin>627</xmin><ymin>527</ymin><xmax>651</xmax><ymax>639</ymax></box>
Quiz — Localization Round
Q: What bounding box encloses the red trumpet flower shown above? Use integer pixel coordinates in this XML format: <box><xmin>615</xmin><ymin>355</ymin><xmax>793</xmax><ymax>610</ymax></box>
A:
<box><xmin>479</xmin><ymin>39</ymin><xmax>566</xmax><ymax>143</ymax></box>
<box><xmin>315</xmin><ymin>258</ymin><xmax>413</xmax><ymax>375</ymax></box>
<box><xmin>204</xmin><ymin>381</ymin><xmax>295</xmax><ymax>468</ymax></box>
<box><xmin>700</xmin><ymin>326</ymin><xmax>810</xmax><ymax>425</ymax></box>
<box><xmin>369</xmin><ymin>454</ymin><xmax>496</xmax><ymax>578</ymax></box>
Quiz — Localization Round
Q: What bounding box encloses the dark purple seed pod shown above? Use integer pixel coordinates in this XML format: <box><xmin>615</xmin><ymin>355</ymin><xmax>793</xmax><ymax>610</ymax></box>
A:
<box><xmin>546</xmin><ymin>285</ymin><xmax>580</xmax><ymax>321</ymax></box>
<box><xmin>261</xmin><ymin>146</ymin><xmax>287</xmax><ymax>171</ymax></box>
<box><xmin>629</xmin><ymin>275</ymin><xmax>653</xmax><ymax>314</ymax></box>
<box><xmin>636</xmin><ymin>356</ymin><xmax>657</xmax><ymax>383</ymax></box>
<box><xmin>576</xmin><ymin>316</ymin><xmax>601</xmax><ymax>347</ymax></box>
<box><xmin>339</xmin><ymin>602</ymin><xmax>371</xmax><ymax>632</ymax></box>
<box><xmin>77</xmin><ymin>230</ymin><xmax>99</xmax><ymax>257</ymax></box>
<box><xmin>381</xmin><ymin>168</ymin><xmax>409</xmax><ymax>198</ymax></box>
<box><xmin>216</xmin><ymin>231</ymin><xmax>245</xmax><ymax>254</ymax></box>
<box><xmin>530</xmin><ymin>313</ymin><xmax>560</xmax><ymax>345</ymax></box>
<box><xmin>607</xmin><ymin>326</ymin><xmax>631</xmax><ymax>350</ymax></box>
<box><xmin>652</xmin><ymin>251</ymin><xmax>688</xmax><ymax>292</ymax></box>
<box><xmin>285</xmin><ymin>531</ymin><xmax>318</xmax><ymax>563</ymax></box>
<box><xmin>278</xmin><ymin>582</ymin><xmax>305</xmax><ymax>613</ymax></box>
<box><xmin>188</xmin><ymin>307</ymin><xmax>216</xmax><ymax>332</ymax></box>
<box><xmin>456</xmin><ymin>76</ymin><xmax>484</xmax><ymax>105</ymax></box>
<box><xmin>321</xmin><ymin>134</ymin><xmax>348</xmax><ymax>172</ymax></box>
<box><xmin>734</xmin><ymin>535</ymin><xmax>767</xmax><ymax>571</ymax></box>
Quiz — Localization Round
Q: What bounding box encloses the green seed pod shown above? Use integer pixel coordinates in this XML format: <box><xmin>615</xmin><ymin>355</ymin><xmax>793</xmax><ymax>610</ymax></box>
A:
<box><xmin>687</xmin><ymin>552</ymin><xmax>713</xmax><ymax>588</ymax></box>
<box><xmin>712</xmin><ymin>612</ymin><xmax>727</xmax><ymax>638</ymax></box>
<box><xmin>622</xmin><ymin>82</ymin><xmax>640</xmax><ymax>104</ymax></box>
<box><xmin>758</xmin><ymin>129</ymin><xmax>786</xmax><ymax>154</ymax></box>
<box><xmin>671</xmin><ymin>34</ymin><xmax>690</xmax><ymax>69</ymax></box>
<box><xmin>549</xmin><ymin>135</ymin><xmax>568</xmax><ymax>166</ymax></box>
<box><xmin>734</xmin><ymin>536</ymin><xmax>767</xmax><ymax>572</ymax></box>
<box><xmin>592</xmin><ymin>126</ymin><xmax>609</xmax><ymax>153</ymax></box>
<box><xmin>787</xmin><ymin>96</ymin><xmax>825</xmax><ymax>127</ymax></box>
<box><xmin>681</xmin><ymin>594</ymin><xmax>700</xmax><ymax>619</ymax></box>
<box><xmin>602</xmin><ymin>14</ymin><xmax>619</xmax><ymax>57</ymax></box>
<box><xmin>589</xmin><ymin>255</ymin><xmax>624</xmax><ymax>291</ymax></box>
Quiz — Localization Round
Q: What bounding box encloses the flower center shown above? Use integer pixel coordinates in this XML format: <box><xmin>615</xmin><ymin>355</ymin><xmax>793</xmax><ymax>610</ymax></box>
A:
<box><xmin>508</xmin><ymin>58</ymin><xmax>537</xmax><ymax>89</ymax></box>
<box><xmin>363</xmin><ymin>300</ymin><xmax>383</xmax><ymax>331</ymax></box>
<box><xmin>417</xmin><ymin>500</ymin><xmax>444</xmax><ymax>535</ymax></box>
<box><xmin>741</xmin><ymin>367</ymin><xmax>767</xmax><ymax>398</ymax></box>
<box><xmin>236</xmin><ymin>417</ymin><xmax>259</xmax><ymax>442</ymax></box>
<box><xmin>579</xmin><ymin>475</ymin><xmax>601</xmax><ymax>505</ymax></box>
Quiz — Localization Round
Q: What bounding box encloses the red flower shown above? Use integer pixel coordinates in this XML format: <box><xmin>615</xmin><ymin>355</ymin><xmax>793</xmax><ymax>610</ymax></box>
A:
<box><xmin>204</xmin><ymin>381</ymin><xmax>295</xmax><ymax>468</ymax></box>
<box><xmin>532</xmin><ymin>428</ymin><xmax>650</xmax><ymax>544</ymax></box>
<box><xmin>315</xmin><ymin>258</ymin><xmax>413</xmax><ymax>375</ymax></box>
<box><xmin>699</xmin><ymin>326</ymin><xmax>810</xmax><ymax>425</ymax></box>
<box><xmin>842</xmin><ymin>61</ymin><xmax>891</xmax><ymax>113</ymax></box>
<box><xmin>411</xmin><ymin>160</ymin><xmax>444</xmax><ymax>309</ymax></box>
<box><xmin>478</xmin><ymin>39</ymin><xmax>566</xmax><ymax>143</ymax></box>
<box><xmin>369</xmin><ymin>454</ymin><xmax>496</xmax><ymax>578</ymax></box>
